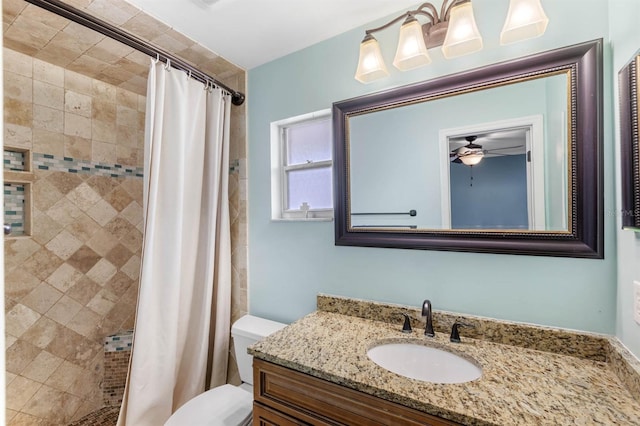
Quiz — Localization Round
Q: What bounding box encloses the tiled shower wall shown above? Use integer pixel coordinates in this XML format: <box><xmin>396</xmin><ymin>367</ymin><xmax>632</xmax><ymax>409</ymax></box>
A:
<box><xmin>226</xmin><ymin>70</ymin><xmax>249</xmax><ymax>386</ymax></box>
<box><xmin>4</xmin><ymin>47</ymin><xmax>145</xmax><ymax>424</ymax></box>
<box><xmin>4</xmin><ymin>44</ymin><xmax>249</xmax><ymax>423</ymax></box>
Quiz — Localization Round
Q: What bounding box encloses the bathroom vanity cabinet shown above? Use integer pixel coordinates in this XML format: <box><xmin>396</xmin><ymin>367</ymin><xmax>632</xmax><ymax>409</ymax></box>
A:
<box><xmin>253</xmin><ymin>359</ymin><xmax>460</xmax><ymax>426</ymax></box>
<box><xmin>249</xmin><ymin>296</ymin><xmax>640</xmax><ymax>425</ymax></box>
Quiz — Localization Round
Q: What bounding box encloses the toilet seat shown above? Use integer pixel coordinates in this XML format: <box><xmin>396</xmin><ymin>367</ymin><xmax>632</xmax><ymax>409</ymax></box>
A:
<box><xmin>164</xmin><ymin>384</ymin><xmax>253</xmax><ymax>426</ymax></box>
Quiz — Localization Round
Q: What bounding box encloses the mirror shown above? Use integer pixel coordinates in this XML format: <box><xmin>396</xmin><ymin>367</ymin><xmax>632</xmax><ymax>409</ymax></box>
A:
<box><xmin>333</xmin><ymin>39</ymin><xmax>603</xmax><ymax>258</ymax></box>
<box><xmin>619</xmin><ymin>49</ymin><xmax>640</xmax><ymax>231</ymax></box>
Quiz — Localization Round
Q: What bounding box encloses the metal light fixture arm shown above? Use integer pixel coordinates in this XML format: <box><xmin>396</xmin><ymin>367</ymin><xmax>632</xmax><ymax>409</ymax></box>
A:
<box><xmin>363</xmin><ymin>0</ymin><xmax>472</xmax><ymax>49</ymax></box>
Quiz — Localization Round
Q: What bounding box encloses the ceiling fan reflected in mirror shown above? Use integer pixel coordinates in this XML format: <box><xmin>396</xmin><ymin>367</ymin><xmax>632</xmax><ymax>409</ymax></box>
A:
<box><xmin>450</xmin><ymin>130</ymin><xmax>527</xmax><ymax>167</ymax></box>
<box><xmin>450</xmin><ymin>136</ymin><xmax>484</xmax><ymax>166</ymax></box>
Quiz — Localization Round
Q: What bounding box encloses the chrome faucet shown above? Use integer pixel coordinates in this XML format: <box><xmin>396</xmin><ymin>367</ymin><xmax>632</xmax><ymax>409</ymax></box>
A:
<box><xmin>421</xmin><ymin>299</ymin><xmax>435</xmax><ymax>337</ymax></box>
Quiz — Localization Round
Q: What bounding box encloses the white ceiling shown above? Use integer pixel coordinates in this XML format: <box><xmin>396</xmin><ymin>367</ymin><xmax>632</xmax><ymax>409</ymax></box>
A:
<box><xmin>124</xmin><ymin>0</ymin><xmax>421</xmax><ymax>70</ymax></box>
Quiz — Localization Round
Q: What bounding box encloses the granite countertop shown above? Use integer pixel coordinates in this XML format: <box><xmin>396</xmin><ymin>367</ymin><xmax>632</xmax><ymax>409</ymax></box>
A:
<box><xmin>249</xmin><ymin>296</ymin><xmax>640</xmax><ymax>426</ymax></box>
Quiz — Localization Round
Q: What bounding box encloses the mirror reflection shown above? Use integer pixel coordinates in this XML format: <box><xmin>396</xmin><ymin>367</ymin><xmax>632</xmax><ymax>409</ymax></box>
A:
<box><xmin>348</xmin><ymin>72</ymin><xmax>569</xmax><ymax>232</ymax></box>
<box><xmin>619</xmin><ymin>49</ymin><xmax>640</xmax><ymax>230</ymax></box>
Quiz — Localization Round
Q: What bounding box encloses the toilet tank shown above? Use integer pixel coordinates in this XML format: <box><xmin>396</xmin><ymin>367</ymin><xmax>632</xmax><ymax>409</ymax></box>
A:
<box><xmin>231</xmin><ymin>315</ymin><xmax>286</xmax><ymax>385</ymax></box>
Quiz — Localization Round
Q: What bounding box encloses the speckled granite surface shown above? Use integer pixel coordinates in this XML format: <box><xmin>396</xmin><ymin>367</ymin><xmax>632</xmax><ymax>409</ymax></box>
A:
<box><xmin>317</xmin><ymin>294</ymin><xmax>611</xmax><ymax>361</ymax></box>
<box><xmin>250</xmin><ymin>295</ymin><xmax>640</xmax><ymax>426</ymax></box>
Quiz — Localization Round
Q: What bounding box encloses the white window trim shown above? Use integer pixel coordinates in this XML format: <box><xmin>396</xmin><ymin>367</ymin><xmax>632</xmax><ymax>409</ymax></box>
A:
<box><xmin>270</xmin><ymin>108</ymin><xmax>333</xmax><ymax>221</ymax></box>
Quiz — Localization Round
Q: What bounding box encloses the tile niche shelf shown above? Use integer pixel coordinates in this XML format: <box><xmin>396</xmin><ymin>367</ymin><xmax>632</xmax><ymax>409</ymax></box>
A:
<box><xmin>3</xmin><ymin>147</ymin><xmax>33</xmax><ymax>237</ymax></box>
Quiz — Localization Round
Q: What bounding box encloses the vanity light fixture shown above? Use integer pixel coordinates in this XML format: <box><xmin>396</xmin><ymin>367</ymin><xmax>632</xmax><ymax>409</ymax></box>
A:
<box><xmin>355</xmin><ymin>0</ymin><xmax>549</xmax><ymax>83</ymax></box>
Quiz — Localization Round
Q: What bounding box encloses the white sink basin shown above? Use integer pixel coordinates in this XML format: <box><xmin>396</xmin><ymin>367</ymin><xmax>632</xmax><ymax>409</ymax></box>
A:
<box><xmin>367</xmin><ymin>342</ymin><xmax>482</xmax><ymax>384</ymax></box>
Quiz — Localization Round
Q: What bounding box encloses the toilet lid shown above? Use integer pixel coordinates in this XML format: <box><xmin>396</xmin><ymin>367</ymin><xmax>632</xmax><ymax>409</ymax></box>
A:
<box><xmin>164</xmin><ymin>384</ymin><xmax>252</xmax><ymax>426</ymax></box>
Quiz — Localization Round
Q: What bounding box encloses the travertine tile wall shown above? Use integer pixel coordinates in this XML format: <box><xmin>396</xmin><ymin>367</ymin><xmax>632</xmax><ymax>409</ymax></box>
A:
<box><xmin>4</xmin><ymin>0</ymin><xmax>249</xmax><ymax>323</ymax></box>
<box><xmin>4</xmin><ymin>0</ymin><xmax>245</xmax><ymax>96</ymax></box>
<box><xmin>4</xmin><ymin>48</ymin><xmax>144</xmax><ymax>424</ymax></box>
<box><xmin>5</xmin><ymin>0</ymin><xmax>250</xmax><ymax>316</ymax></box>
<box><xmin>4</xmin><ymin>47</ymin><xmax>249</xmax><ymax>422</ymax></box>
<box><xmin>227</xmin><ymin>70</ymin><xmax>248</xmax><ymax>386</ymax></box>
<box><xmin>3</xmin><ymin>0</ymin><xmax>248</xmax><ymax>425</ymax></box>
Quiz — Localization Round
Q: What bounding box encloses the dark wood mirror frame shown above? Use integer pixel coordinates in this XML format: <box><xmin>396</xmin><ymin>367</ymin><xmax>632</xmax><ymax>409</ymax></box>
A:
<box><xmin>619</xmin><ymin>49</ymin><xmax>640</xmax><ymax>231</ymax></box>
<box><xmin>333</xmin><ymin>39</ymin><xmax>603</xmax><ymax>258</ymax></box>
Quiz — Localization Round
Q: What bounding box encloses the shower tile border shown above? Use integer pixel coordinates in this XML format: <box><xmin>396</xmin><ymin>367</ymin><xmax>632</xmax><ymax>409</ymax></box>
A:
<box><xmin>4</xmin><ymin>149</ymin><xmax>26</xmax><ymax>171</ymax></box>
<box><xmin>3</xmin><ymin>182</ymin><xmax>26</xmax><ymax>236</ymax></box>
<box><xmin>30</xmin><ymin>152</ymin><xmax>244</xmax><ymax>177</ymax></box>
<box><xmin>32</xmin><ymin>152</ymin><xmax>144</xmax><ymax>178</ymax></box>
<box><xmin>104</xmin><ymin>330</ymin><xmax>133</xmax><ymax>352</ymax></box>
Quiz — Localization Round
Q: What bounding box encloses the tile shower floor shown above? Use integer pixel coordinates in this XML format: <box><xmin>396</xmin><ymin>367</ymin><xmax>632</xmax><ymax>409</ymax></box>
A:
<box><xmin>67</xmin><ymin>407</ymin><xmax>119</xmax><ymax>426</ymax></box>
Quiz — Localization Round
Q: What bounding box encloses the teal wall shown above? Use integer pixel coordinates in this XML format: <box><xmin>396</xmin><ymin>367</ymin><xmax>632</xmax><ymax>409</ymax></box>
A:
<box><xmin>610</xmin><ymin>1</ymin><xmax>640</xmax><ymax>357</ymax></box>
<box><xmin>248</xmin><ymin>0</ymin><xmax>618</xmax><ymax>335</ymax></box>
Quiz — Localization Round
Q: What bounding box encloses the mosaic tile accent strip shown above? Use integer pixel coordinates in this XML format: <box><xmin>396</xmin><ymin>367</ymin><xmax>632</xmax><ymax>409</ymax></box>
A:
<box><xmin>229</xmin><ymin>158</ymin><xmax>240</xmax><ymax>174</ymax></box>
<box><xmin>104</xmin><ymin>330</ymin><xmax>133</xmax><ymax>352</ymax></box>
<box><xmin>68</xmin><ymin>406</ymin><xmax>119</xmax><ymax>426</ymax></box>
<box><xmin>32</xmin><ymin>153</ymin><xmax>144</xmax><ymax>178</ymax></box>
<box><xmin>3</xmin><ymin>183</ymin><xmax>26</xmax><ymax>236</ymax></box>
<box><xmin>4</xmin><ymin>149</ymin><xmax>26</xmax><ymax>171</ymax></box>
<box><xmin>104</xmin><ymin>351</ymin><xmax>131</xmax><ymax>407</ymax></box>
<box><xmin>31</xmin><ymin>153</ymin><xmax>241</xmax><ymax>177</ymax></box>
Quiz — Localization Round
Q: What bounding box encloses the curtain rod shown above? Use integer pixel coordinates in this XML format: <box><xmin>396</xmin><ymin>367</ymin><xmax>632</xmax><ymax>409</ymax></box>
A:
<box><xmin>23</xmin><ymin>0</ymin><xmax>246</xmax><ymax>106</ymax></box>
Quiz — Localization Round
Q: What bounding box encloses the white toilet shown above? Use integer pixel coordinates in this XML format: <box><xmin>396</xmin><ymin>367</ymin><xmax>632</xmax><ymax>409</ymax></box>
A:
<box><xmin>165</xmin><ymin>315</ymin><xmax>287</xmax><ymax>426</ymax></box>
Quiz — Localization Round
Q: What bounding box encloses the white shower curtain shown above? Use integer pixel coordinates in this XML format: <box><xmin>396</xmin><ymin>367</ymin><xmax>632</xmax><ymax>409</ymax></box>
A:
<box><xmin>117</xmin><ymin>60</ymin><xmax>232</xmax><ymax>426</ymax></box>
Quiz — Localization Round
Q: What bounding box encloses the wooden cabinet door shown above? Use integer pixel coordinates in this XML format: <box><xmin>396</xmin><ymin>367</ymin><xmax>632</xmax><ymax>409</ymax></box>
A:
<box><xmin>253</xmin><ymin>359</ymin><xmax>462</xmax><ymax>426</ymax></box>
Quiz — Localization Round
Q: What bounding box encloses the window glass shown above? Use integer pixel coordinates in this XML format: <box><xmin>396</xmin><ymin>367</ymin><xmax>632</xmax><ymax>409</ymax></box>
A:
<box><xmin>270</xmin><ymin>109</ymin><xmax>333</xmax><ymax>220</ymax></box>
<box><xmin>286</xmin><ymin>167</ymin><xmax>333</xmax><ymax>210</ymax></box>
<box><xmin>286</xmin><ymin>119</ymin><xmax>332</xmax><ymax>165</ymax></box>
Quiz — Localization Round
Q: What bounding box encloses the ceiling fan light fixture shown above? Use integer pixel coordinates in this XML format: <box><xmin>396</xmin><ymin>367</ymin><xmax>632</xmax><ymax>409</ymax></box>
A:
<box><xmin>460</xmin><ymin>152</ymin><xmax>484</xmax><ymax>166</ymax></box>
<box><xmin>500</xmin><ymin>0</ymin><xmax>549</xmax><ymax>45</ymax></box>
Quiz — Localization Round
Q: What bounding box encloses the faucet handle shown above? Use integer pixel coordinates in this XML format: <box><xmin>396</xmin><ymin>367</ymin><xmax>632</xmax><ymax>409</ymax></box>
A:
<box><xmin>450</xmin><ymin>319</ymin><xmax>475</xmax><ymax>343</ymax></box>
<box><xmin>399</xmin><ymin>313</ymin><xmax>412</xmax><ymax>333</ymax></box>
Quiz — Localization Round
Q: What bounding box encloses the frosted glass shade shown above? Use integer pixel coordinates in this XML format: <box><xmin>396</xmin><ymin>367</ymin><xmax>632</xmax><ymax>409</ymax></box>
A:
<box><xmin>355</xmin><ymin>35</ymin><xmax>389</xmax><ymax>83</ymax></box>
<box><xmin>393</xmin><ymin>18</ymin><xmax>431</xmax><ymax>71</ymax></box>
<box><xmin>460</xmin><ymin>152</ymin><xmax>484</xmax><ymax>166</ymax></box>
<box><xmin>500</xmin><ymin>0</ymin><xmax>549</xmax><ymax>45</ymax></box>
<box><xmin>442</xmin><ymin>2</ymin><xmax>483</xmax><ymax>59</ymax></box>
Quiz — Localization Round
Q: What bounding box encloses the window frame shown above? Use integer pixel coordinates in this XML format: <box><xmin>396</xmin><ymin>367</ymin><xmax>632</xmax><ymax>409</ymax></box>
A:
<box><xmin>270</xmin><ymin>109</ymin><xmax>333</xmax><ymax>221</ymax></box>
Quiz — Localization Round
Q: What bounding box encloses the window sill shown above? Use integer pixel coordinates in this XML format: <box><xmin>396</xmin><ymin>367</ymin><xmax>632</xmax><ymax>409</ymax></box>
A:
<box><xmin>271</xmin><ymin>218</ymin><xmax>334</xmax><ymax>222</ymax></box>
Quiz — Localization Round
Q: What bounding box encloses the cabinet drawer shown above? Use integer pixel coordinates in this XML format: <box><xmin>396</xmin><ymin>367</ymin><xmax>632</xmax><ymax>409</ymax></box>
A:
<box><xmin>254</xmin><ymin>402</ymin><xmax>311</xmax><ymax>426</ymax></box>
<box><xmin>253</xmin><ymin>359</ymin><xmax>460</xmax><ymax>426</ymax></box>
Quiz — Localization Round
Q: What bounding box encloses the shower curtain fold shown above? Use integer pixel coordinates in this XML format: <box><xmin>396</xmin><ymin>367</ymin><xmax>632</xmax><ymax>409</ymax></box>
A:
<box><xmin>117</xmin><ymin>60</ymin><xmax>232</xmax><ymax>426</ymax></box>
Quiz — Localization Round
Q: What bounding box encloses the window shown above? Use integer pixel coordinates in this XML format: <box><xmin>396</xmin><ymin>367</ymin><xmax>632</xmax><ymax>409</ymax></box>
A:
<box><xmin>271</xmin><ymin>109</ymin><xmax>333</xmax><ymax>220</ymax></box>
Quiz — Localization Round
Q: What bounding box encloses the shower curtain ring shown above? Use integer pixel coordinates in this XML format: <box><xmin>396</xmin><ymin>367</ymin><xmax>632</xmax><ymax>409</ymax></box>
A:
<box><xmin>165</xmin><ymin>58</ymin><xmax>171</xmax><ymax>71</ymax></box>
<box><xmin>154</xmin><ymin>53</ymin><xmax>160</xmax><ymax>64</ymax></box>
